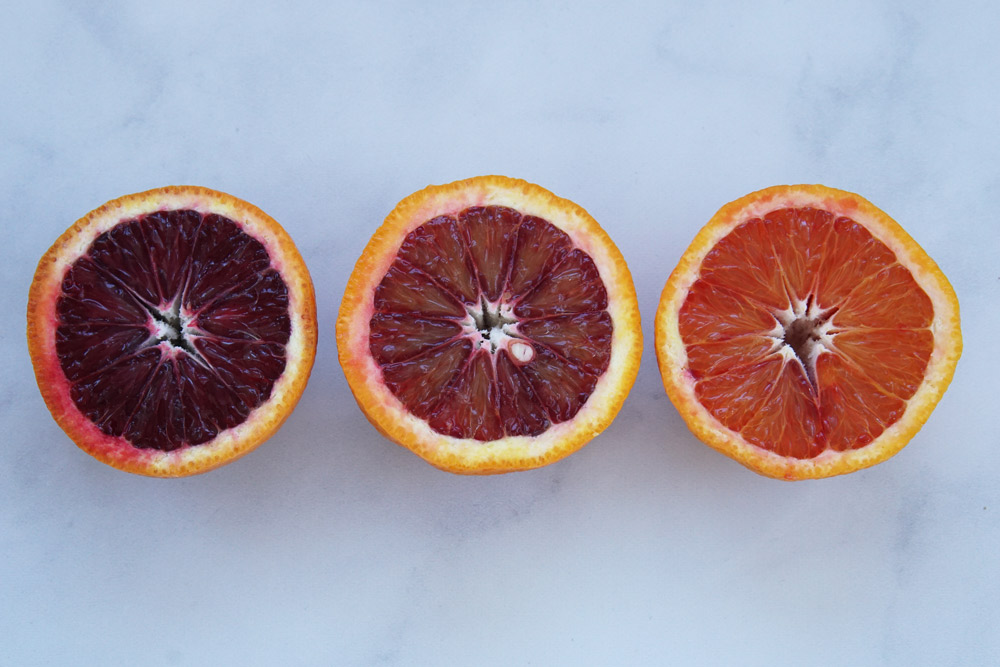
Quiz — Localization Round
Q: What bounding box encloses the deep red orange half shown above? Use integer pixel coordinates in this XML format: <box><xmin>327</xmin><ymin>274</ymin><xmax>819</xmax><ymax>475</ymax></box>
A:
<box><xmin>337</xmin><ymin>175</ymin><xmax>642</xmax><ymax>474</ymax></box>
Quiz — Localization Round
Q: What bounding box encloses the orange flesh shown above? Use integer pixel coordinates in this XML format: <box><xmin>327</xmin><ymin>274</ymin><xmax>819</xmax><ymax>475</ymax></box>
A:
<box><xmin>678</xmin><ymin>207</ymin><xmax>934</xmax><ymax>459</ymax></box>
<box><xmin>369</xmin><ymin>206</ymin><xmax>612</xmax><ymax>441</ymax></box>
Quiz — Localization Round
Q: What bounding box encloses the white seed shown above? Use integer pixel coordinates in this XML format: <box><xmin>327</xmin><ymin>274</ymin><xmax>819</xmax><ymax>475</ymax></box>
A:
<box><xmin>510</xmin><ymin>341</ymin><xmax>534</xmax><ymax>363</ymax></box>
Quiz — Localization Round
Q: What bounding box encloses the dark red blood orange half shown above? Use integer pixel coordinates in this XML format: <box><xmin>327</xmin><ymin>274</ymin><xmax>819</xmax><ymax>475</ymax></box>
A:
<box><xmin>27</xmin><ymin>186</ymin><xmax>317</xmax><ymax>476</ymax></box>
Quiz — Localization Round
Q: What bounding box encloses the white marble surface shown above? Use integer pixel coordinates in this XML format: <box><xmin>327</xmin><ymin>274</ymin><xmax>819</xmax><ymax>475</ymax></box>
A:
<box><xmin>2</xmin><ymin>2</ymin><xmax>998</xmax><ymax>665</ymax></box>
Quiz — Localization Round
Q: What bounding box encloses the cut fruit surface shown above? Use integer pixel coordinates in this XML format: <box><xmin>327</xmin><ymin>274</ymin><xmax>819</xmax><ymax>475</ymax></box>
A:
<box><xmin>27</xmin><ymin>186</ymin><xmax>317</xmax><ymax>477</ymax></box>
<box><xmin>655</xmin><ymin>184</ymin><xmax>961</xmax><ymax>480</ymax></box>
<box><xmin>337</xmin><ymin>175</ymin><xmax>642</xmax><ymax>474</ymax></box>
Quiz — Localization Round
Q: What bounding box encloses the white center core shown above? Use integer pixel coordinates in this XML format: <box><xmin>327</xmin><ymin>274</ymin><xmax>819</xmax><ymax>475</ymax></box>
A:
<box><xmin>768</xmin><ymin>295</ymin><xmax>838</xmax><ymax>387</ymax></box>
<box><xmin>461</xmin><ymin>298</ymin><xmax>535</xmax><ymax>363</ymax></box>
<box><xmin>142</xmin><ymin>297</ymin><xmax>210</xmax><ymax>367</ymax></box>
<box><xmin>153</xmin><ymin>318</ymin><xmax>180</xmax><ymax>341</ymax></box>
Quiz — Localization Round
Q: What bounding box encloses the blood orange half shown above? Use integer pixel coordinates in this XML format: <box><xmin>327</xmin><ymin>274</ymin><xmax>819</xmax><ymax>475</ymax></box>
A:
<box><xmin>337</xmin><ymin>176</ymin><xmax>642</xmax><ymax>474</ymax></box>
<box><xmin>656</xmin><ymin>184</ymin><xmax>961</xmax><ymax>480</ymax></box>
<box><xmin>27</xmin><ymin>186</ymin><xmax>317</xmax><ymax>477</ymax></box>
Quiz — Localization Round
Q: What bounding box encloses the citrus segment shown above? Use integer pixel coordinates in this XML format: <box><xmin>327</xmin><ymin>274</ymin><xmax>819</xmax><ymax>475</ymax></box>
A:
<box><xmin>494</xmin><ymin>351</ymin><xmax>551</xmax><ymax>437</ymax></box>
<box><xmin>656</xmin><ymin>184</ymin><xmax>961</xmax><ymax>479</ymax></box>
<box><xmin>462</xmin><ymin>206</ymin><xmax>519</xmax><ymax>301</ymax></box>
<box><xmin>28</xmin><ymin>186</ymin><xmax>317</xmax><ymax>476</ymax></box>
<box><xmin>396</xmin><ymin>217</ymin><xmax>479</xmax><ymax>304</ymax></box>
<box><xmin>337</xmin><ymin>175</ymin><xmax>642</xmax><ymax>474</ymax></box>
<box><xmin>518</xmin><ymin>312</ymin><xmax>613</xmax><ymax>372</ymax></box>
<box><xmin>374</xmin><ymin>262</ymin><xmax>467</xmax><ymax>318</ymax></box>
<box><xmin>380</xmin><ymin>338</ymin><xmax>473</xmax><ymax>417</ymax></box>
<box><xmin>368</xmin><ymin>314</ymin><xmax>463</xmax><ymax>364</ymax></box>
<box><xmin>427</xmin><ymin>350</ymin><xmax>504</xmax><ymax>441</ymax></box>
<box><xmin>513</xmin><ymin>248</ymin><xmax>608</xmax><ymax>318</ymax></box>
<box><xmin>831</xmin><ymin>328</ymin><xmax>933</xmax><ymax>398</ymax></box>
<box><xmin>507</xmin><ymin>215</ymin><xmax>572</xmax><ymax>296</ymax></box>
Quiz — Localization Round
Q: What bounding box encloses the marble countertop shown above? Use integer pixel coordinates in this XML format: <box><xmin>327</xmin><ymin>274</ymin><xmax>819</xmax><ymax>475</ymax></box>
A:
<box><xmin>2</xmin><ymin>2</ymin><xmax>998</xmax><ymax>665</ymax></box>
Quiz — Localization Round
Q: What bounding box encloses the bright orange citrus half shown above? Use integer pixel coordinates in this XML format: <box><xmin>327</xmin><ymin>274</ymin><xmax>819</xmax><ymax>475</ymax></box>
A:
<box><xmin>27</xmin><ymin>186</ymin><xmax>317</xmax><ymax>477</ymax></box>
<box><xmin>656</xmin><ymin>184</ymin><xmax>961</xmax><ymax>480</ymax></box>
<box><xmin>337</xmin><ymin>175</ymin><xmax>642</xmax><ymax>474</ymax></box>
